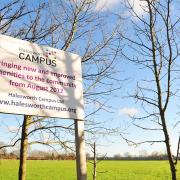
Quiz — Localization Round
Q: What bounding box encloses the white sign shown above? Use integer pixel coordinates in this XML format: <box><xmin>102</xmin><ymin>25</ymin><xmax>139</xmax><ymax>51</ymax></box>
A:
<box><xmin>0</xmin><ymin>34</ymin><xmax>84</xmax><ymax>119</ymax></box>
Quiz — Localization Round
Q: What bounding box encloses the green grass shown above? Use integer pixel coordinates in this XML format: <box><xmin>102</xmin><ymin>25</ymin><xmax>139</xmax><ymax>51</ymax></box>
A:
<box><xmin>0</xmin><ymin>160</ymin><xmax>180</xmax><ymax>180</ymax></box>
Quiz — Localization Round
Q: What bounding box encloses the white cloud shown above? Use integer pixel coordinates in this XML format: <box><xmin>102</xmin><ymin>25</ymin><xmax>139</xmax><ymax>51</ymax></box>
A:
<box><xmin>42</xmin><ymin>132</ymin><xmax>50</xmax><ymax>143</ymax></box>
<box><xmin>127</xmin><ymin>0</ymin><xmax>148</xmax><ymax>16</ymax></box>
<box><xmin>94</xmin><ymin>0</ymin><xmax>149</xmax><ymax>17</ymax></box>
<box><xmin>76</xmin><ymin>0</ymin><xmax>148</xmax><ymax>16</ymax></box>
<box><xmin>6</xmin><ymin>126</ymin><xmax>19</xmax><ymax>132</ymax></box>
<box><xmin>95</xmin><ymin>0</ymin><xmax>120</xmax><ymax>12</ymax></box>
<box><xmin>119</xmin><ymin>107</ymin><xmax>139</xmax><ymax>117</ymax></box>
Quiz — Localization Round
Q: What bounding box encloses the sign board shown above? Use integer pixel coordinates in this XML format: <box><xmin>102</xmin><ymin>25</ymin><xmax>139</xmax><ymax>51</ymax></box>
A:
<box><xmin>0</xmin><ymin>34</ymin><xmax>84</xmax><ymax>119</ymax></box>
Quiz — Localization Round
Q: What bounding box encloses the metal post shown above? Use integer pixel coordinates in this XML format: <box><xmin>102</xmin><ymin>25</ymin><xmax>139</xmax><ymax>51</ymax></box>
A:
<box><xmin>74</xmin><ymin>119</ymin><xmax>87</xmax><ymax>180</ymax></box>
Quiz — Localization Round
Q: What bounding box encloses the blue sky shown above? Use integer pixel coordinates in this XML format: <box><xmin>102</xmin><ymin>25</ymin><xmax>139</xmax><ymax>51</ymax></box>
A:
<box><xmin>0</xmin><ymin>0</ymin><xmax>180</xmax><ymax>157</ymax></box>
<box><xmin>84</xmin><ymin>0</ymin><xmax>180</xmax><ymax>156</ymax></box>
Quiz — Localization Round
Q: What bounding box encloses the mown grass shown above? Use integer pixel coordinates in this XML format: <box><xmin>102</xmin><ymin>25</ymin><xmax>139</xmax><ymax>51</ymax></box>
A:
<box><xmin>0</xmin><ymin>160</ymin><xmax>180</xmax><ymax>180</ymax></box>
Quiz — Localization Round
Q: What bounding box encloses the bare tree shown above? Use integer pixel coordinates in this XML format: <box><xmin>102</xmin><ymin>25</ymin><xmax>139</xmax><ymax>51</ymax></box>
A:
<box><xmin>0</xmin><ymin>0</ymin><xmax>123</xmax><ymax>146</ymax></box>
<box><xmin>88</xmin><ymin>142</ymin><xmax>108</xmax><ymax>180</ymax></box>
<box><xmin>0</xmin><ymin>0</ymin><xmax>123</xmax><ymax>179</ymax></box>
<box><xmin>92</xmin><ymin>142</ymin><xmax>97</xmax><ymax>180</ymax></box>
<box><xmin>119</xmin><ymin>0</ymin><xmax>179</xmax><ymax>179</ymax></box>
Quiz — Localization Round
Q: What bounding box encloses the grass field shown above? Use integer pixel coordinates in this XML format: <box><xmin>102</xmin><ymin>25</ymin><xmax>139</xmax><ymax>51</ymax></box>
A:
<box><xmin>0</xmin><ymin>160</ymin><xmax>180</xmax><ymax>180</ymax></box>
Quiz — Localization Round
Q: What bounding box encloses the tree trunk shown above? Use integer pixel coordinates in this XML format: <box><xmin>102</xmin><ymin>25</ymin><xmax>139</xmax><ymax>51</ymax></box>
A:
<box><xmin>175</xmin><ymin>136</ymin><xmax>180</xmax><ymax>165</ymax></box>
<box><xmin>161</xmin><ymin>112</ymin><xmax>176</xmax><ymax>180</ymax></box>
<box><xmin>18</xmin><ymin>115</ymin><xmax>31</xmax><ymax>180</ymax></box>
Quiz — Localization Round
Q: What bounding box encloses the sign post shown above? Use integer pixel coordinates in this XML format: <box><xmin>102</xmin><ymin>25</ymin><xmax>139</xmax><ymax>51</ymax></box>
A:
<box><xmin>75</xmin><ymin>119</ymin><xmax>87</xmax><ymax>180</ymax></box>
<box><xmin>0</xmin><ymin>34</ymin><xmax>87</xmax><ymax>180</ymax></box>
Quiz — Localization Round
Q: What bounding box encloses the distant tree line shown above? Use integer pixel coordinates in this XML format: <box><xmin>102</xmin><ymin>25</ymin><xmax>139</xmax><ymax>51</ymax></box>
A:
<box><xmin>1</xmin><ymin>141</ymin><xmax>179</xmax><ymax>161</ymax></box>
<box><xmin>28</xmin><ymin>151</ymin><xmax>76</xmax><ymax>160</ymax></box>
<box><xmin>0</xmin><ymin>143</ymin><xmax>76</xmax><ymax>160</ymax></box>
<box><xmin>0</xmin><ymin>150</ymin><xmax>76</xmax><ymax>160</ymax></box>
<box><xmin>88</xmin><ymin>152</ymin><xmax>180</xmax><ymax>161</ymax></box>
<box><xmin>111</xmin><ymin>154</ymin><xmax>169</xmax><ymax>161</ymax></box>
<box><xmin>1</xmin><ymin>150</ymin><xmax>180</xmax><ymax>161</ymax></box>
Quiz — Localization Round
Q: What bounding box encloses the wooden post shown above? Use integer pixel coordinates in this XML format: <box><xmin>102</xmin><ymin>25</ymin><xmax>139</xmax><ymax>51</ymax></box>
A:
<box><xmin>93</xmin><ymin>142</ymin><xmax>96</xmax><ymax>180</ymax></box>
<box><xmin>18</xmin><ymin>115</ymin><xmax>31</xmax><ymax>180</ymax></box>
<box><xmin>74</xmin><ymin>120</ymin><xmax>87</xmax><ymax>180</ymax></box>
